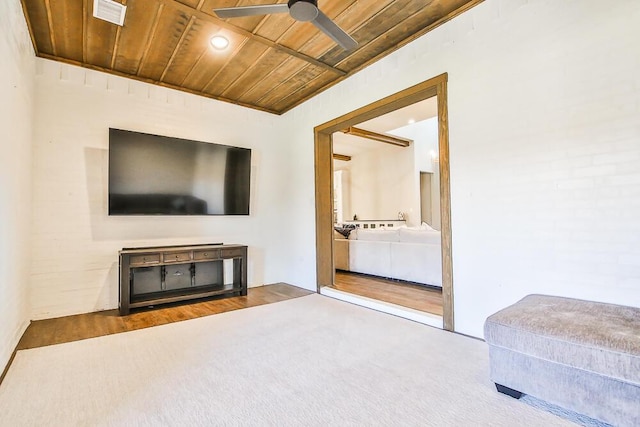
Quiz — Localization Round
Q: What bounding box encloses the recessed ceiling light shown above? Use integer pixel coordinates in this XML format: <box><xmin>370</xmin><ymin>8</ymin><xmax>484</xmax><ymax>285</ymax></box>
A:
<box><xmin>408</xmin><ymin>118</ymin><xmax>416</xmax><ymax>124</ymax></box>
<box><xmin>210</xmin><ymin>35</ymin><xmax>229</xmax><ymax>50</ymax></box>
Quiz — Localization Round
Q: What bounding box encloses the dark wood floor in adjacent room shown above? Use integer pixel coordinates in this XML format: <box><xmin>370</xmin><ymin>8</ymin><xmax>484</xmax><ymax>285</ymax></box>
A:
<box><xmin>331</xmin><ymin>271</ymin><xmax>443</xmax><ymax>316</ymax></box>
<box><xmin>17</xmin><ymin>283</ymin><xmax>312</xmax><ymax>350</ymax></box>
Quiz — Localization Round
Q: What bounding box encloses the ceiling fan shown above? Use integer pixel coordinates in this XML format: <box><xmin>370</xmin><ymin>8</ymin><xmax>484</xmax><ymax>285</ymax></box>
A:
<box><xmin>213</xmin><ymin>0</ymin><xmax>358</xmax><ymax>51</ymax></box>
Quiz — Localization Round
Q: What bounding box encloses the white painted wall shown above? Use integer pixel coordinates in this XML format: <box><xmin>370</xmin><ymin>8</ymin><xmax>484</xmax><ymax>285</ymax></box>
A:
<box><xmin>281</xmin><ymin>0</ymin><xmax>640</xmax><ymax>337</ymax></box>
<box><xmin>391</xmin><ymin>117</ymin><xmax>441</xmax><ymax>229</ymax></box>
<box><xmin>30</xmin><ymin>60</ymin><xmax>293</xmax><ymax>319</ymax></box>
<box><xmin>336</xmin><ymin>119</ymin><xmax>439</xmax><ymax>228</ymax></box>
<box><xmin>343</xmin><ymin>142</ymin><xmax>418</xmax><ymax>225</ymax></box>
<box><xmin>0</xmin><ymin>0</ymin><xmax>35</xmax><ymax>368</ymax></box>
<box><xmin>332</xmin><ymin>165</ymin><xmax>351</xmax><ymax>223</ymax></box>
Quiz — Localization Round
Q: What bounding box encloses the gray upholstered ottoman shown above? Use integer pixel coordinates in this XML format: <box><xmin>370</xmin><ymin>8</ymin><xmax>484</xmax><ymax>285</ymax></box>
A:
<box><xmin>484</xmin><ymin>294</ymin><xmax>640</xmax><ymax>426</ymax></box>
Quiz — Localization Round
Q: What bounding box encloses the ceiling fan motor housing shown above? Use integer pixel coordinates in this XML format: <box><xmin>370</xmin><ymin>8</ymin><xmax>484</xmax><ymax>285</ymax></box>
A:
<box><xmin>288</xmin><ymin>0</ymin><xmax>318</xmax><ymax>22</ymax></box>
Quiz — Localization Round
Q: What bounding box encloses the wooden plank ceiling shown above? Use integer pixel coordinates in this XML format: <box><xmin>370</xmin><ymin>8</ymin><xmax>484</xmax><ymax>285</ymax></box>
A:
<box><xmin>21</xmin><ymin>0</ymin><xmax>483</xmax><ymax>114</ymax></box>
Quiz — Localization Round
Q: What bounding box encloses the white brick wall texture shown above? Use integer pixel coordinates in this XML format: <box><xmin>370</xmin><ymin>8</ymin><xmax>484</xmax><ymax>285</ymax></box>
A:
<box><xmin>281</xmin><ymin>0</ymin><xmax>640</xmax><ymax>337</ymax></box>
<box><xmin>0</xmin><ymin>0</ymin><xmax>35</xmax><ymax>370</ymax></box>
<box><xmin>30</xmin><ymin>60</ymin><xmax>292</xmax><ymax>319</ymax></box>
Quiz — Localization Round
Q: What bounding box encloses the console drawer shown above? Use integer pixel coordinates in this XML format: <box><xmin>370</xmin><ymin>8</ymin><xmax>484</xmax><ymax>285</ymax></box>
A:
<box><xmin>221</xmin><ymin>248</ymin><xmax>244</xmax><ymax>258</ymax></box>
<box><xmin>164</xmin><ymin>264</ymin><xmax>192</xmax><ymax>290</ymax></box>
<box><xmin>193</xmin><ymin>249</ymin><xmax>220</xmax><ymax>261</ymax></box>
<box><xmin>129</xmin><ymin>253</ymin><xmax>161</xmax><ymax>266</ymax></box>
<box><xmin>163</xmin><ymin>252</ymin><xmax>191</xmax><ymax>263</ymax></box>
<box><xmin>131</xmin><ymin>266</ymin><xmax>162</xmax><ymax>295</ymax></box>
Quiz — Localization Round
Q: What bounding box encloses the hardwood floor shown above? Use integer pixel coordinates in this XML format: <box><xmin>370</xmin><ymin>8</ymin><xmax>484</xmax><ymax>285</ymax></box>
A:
<box><xmin>17</xmin><ymin>283</ymin><xmax>312</xmax><ymax>350</ymax></box>
<box><xmin>13</xmin><ymin>276</ymin><xmax>440</xmax><ymax>354</ymax></box>
<box><xmin>331</xmin><ymin>271</ymin><xmax>443</xmax><ymax>316</ymax></box>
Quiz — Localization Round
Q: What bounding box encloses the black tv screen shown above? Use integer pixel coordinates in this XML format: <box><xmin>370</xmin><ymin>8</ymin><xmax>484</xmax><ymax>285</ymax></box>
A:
<box><xmin>109</xmin><ymin>129</ymin><xmax>251</xmax><ymax>215</ymax></box>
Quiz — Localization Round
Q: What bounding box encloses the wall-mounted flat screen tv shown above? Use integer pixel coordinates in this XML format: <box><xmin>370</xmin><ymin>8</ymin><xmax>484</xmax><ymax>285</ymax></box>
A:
<box><xmin>109</xmin><ymin>129</ymin><xmax>251</xmax><ymax>215</ymax></box>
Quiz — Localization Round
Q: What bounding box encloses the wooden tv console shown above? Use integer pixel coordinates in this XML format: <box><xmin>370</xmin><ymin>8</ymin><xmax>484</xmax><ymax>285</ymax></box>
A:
<box><xmin>119</xmin><ymin>243</ymin><xmax>247</xmax><ymax>315</ymax></box>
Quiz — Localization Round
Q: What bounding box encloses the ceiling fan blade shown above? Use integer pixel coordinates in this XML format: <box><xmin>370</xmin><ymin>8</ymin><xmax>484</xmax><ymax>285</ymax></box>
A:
<box><xmin>213</xmin><ymin>4</ymin><xmax>289</xmax><ymax>19</ymax></box>
<box><xmin>312</xmin><ymin>10</ymin><xmax>358</xmax><ymax>51</ymax></box>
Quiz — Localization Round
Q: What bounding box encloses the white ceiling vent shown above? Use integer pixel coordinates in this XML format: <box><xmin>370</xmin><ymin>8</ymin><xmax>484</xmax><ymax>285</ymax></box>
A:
<box><xmin>93</xmin><ymin>0</ymin><xmax>127</xmax><ymax>26</ymax></box>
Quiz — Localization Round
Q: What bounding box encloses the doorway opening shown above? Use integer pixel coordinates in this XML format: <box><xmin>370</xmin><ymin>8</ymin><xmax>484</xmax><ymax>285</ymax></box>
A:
<box><xmin>314</xmin><ymin>73</ymin><xmax>453</xmax><ymax>331</ymax></box>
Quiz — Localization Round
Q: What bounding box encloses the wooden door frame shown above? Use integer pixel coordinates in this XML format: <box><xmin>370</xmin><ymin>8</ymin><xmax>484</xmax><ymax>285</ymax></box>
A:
<box><xmin>314</xmin><ymin>73</ymin><xmax>454</xmax><ymax>331</ymax></box>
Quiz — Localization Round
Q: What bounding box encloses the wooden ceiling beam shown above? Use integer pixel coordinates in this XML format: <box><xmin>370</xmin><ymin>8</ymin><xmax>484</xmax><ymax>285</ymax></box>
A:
<box><xmin>342</xmin><ymin>127</ymin><xmax>412</xmax><ymax>147</ymax></box>
<box><xmin>18</xmin><ymin>1</ymin><xmax>38</xmax><ymax>55</ymax></box>
<box><xmin>82</xmin><ymin>0</ymin><xmax>88</xmax><ymax>63</ymax></box>
<box><xmin>201</xmin><ymin>38</ymin><xmax>250</xmax><ymax>93</ymax></box>
<box><xmin>281</xmin><ymin>0</ymin><xmax>485</xmax><ymax>113</ymax></box>
<box><xmin>44</xmin><ymin>0</ymin><xmax>57</xmax><ymax>56</ymax></box>
<box><xmin>221</xmin><ymin>46</ymin><xmax>272</xmax><ymax>97</ymax></box>
<box><xmin>254</xmin><ymin>1</ymin><xmax>370</xmax><ymax>109</ymax></box>
<box><xmin>333</xmin><ymin>153</ymin><xmax>351</xmax><ymax>161</ymax></box>
<box><xmin>110</xmin><ymin>25</ymin><xmax>123</xmax><ymax>69</ymax></box>
<box><xmin>136</xmin><ymin>3</ymin><xmax>164</xmax><ymax>76</ymax></box>
<box><xmin>248</xmin><ymin>1</ymin><xmax>366</xmax><ymax>109</ymax></box>
<box><xmin>231</xmin><ymin>52</ymin><xmax>298</xmax><ymax>103</ymax></box>
<box><xmin>178</xmin><ymin>44</ymin><xmax>209</xmax><ymax>87</ymax></box>
<box><xmin>251</xmin><ymin>14</ymin><xmax>272</xmax><ymax>35</ymax></box>
<box><xmin>162</xmin><ymin>0</ymin><xmax>346</xmax><ymax>76</ymax></box>
<box><xmin>109</xmin><ymin>0</ymin><xmax>127</xmax><ymax>69</ymax></box>
<box><xmin>254</xmin><ymin>62</ymin><xmax>311</xmax><ymax>106</ymax></box>
<box><xmin>336</xmin><ymin>0</ymin><xmax>484</xmax><ymax>71</ymax></box>
<box><xmin>160</xmin><ymin>15</ymin><xmax>196</xmax><ymax>81</ymax></box>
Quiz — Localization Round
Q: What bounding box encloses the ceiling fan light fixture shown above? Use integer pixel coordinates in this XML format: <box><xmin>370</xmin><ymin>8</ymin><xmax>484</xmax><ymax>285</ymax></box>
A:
<box><xmin>212</xmin><ymin>0</ymin><xmax>356</xmax><ymax>50</ymax></box>
<box><xmin>210</xmin><ymin>35</ymin><xmax>229</xmax><ymax>50</ymax></box>
<box><xmin>288</xmin><ymin>0</ymin><xmax>318</xmax><ymax>22</ymax></box>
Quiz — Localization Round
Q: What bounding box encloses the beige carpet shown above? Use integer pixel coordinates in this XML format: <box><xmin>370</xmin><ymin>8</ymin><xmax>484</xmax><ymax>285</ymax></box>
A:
<box><xmin>0</xmin><ymin>294</ymin><xmax>573</xmax><ymax>426</ymax></box>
